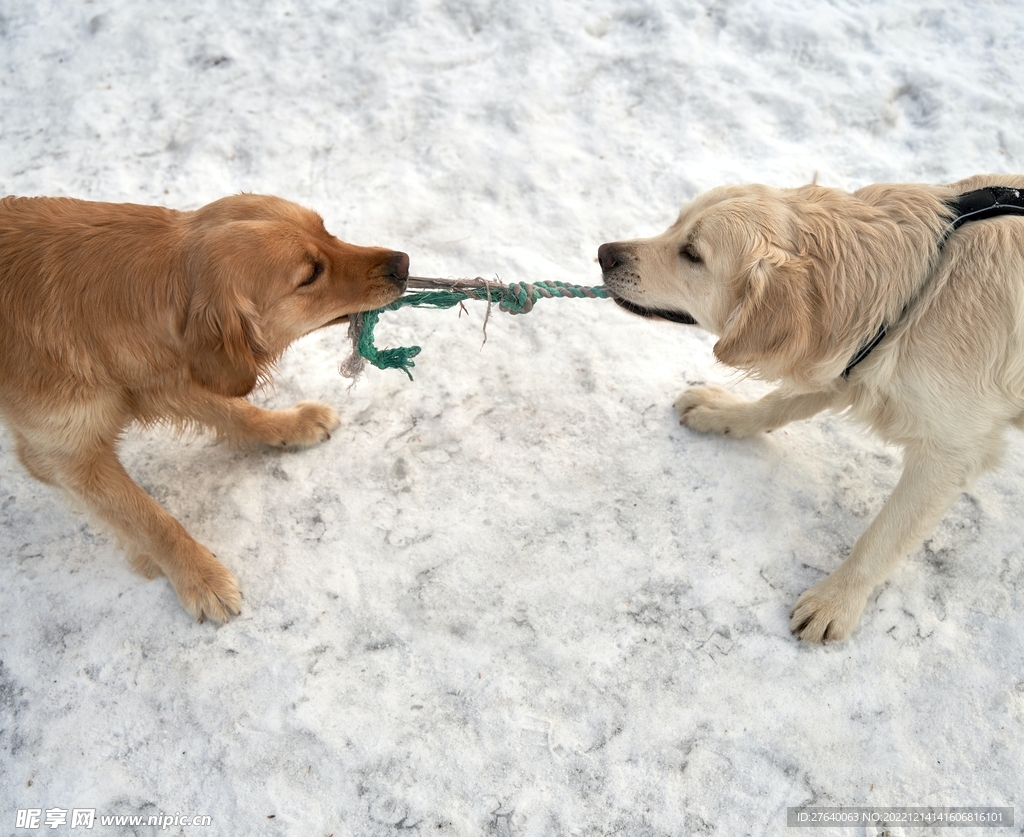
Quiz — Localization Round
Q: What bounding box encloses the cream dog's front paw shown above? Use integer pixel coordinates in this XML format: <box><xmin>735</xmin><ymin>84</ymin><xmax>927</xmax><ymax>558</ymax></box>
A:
<box><xmin>789</xmin><ymin>572</ymin><xmax>871</xmax><ymax>643</ymax></box>
<box><xmin>674</xmin><ymin>386</ymin><xmax>751</xmax><ymax>436</ymax></box>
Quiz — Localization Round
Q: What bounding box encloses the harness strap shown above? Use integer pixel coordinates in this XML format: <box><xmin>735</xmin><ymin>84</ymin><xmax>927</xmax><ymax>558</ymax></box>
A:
<box><xmin>841</xmin><ymin>324</ymin><xmax>889</xmax><ymax>378</ymax></box>
<box><xmin>842</xmin><ymin>185</ymin><xmax>1024</xmax><ymax>378</ymax></box>
<box><xmin>947</xmin><ymin>185</ymin><xmax>1024</xmax><ymax>232</ymax></box>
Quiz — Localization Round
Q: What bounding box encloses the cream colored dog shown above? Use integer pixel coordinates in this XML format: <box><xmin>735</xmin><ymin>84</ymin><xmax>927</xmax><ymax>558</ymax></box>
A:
<box><xmin>599</xmin><ymin>174</ymin><xmax>1024</xmax><ymax>642</ymax></box>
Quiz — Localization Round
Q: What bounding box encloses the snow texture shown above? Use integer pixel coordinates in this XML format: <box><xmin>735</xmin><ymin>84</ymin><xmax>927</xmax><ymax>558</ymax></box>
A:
<box><xmin>1</xmin><ymin>1</ymin><xmax>1023</xmax><ymax>835</ymax></box>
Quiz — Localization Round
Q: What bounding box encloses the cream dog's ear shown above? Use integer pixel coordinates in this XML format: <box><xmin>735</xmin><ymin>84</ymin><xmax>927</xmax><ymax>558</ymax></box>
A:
<box><xmin>713</xmin><ymin>238</ymin><xmax>826</xmax><ymax>382</ymax></box>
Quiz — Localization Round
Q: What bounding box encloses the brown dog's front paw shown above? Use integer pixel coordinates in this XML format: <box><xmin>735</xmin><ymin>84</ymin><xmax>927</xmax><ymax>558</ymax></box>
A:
<box><xmin>270</xmin><ymin>401</ymin><xmax>341</xmax><ymax>448</ymax></box>
<box><xmin>789</xmin><ymin>575</ymin><xmax>869</xmax><ymax>643</ymax></box>
<box><xmin>167</xmin><ymin>547</ymin><xmax>242</xmax><ymax>624</ymax></box>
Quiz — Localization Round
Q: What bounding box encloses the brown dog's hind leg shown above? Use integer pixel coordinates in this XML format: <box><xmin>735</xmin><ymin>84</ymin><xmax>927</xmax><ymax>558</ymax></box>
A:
<box><xmin>29</xmin><ymin>437</ymin><xmax>241</xmax><ymax>622</ymax></box>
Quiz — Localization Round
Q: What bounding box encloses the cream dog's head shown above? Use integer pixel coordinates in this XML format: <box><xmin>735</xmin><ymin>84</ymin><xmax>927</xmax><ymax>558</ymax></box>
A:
<box><xmin>598</xmin><ymin>182</ymin><xmax>949</xmax><ymax>389</ymax></box>
<box><xmin>599</xmin><ymin>184</ymin><xmax>839</xmax><ymax>386</ymax></box>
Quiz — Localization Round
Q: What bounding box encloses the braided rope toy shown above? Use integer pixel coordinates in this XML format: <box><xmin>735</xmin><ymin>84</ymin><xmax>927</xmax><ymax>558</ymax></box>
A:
<box><xmin>341</xmin><ymin>276</ymin><xmax>610</xmax><ymax>380</ymax></box>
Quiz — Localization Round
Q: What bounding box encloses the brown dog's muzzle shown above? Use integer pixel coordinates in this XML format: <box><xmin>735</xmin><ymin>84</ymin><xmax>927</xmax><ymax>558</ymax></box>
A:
<box><xmin>386</xmin><ymin>251</ymin><xmax>410</xmax><ymax>290</ymax></box>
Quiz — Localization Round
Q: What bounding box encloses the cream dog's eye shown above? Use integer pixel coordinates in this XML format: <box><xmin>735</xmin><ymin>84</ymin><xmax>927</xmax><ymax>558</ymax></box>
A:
<box><xmin>299</xmin><ymin>261</ymin><xmax>324</xmax><ymax>288</ymax></box>
<box><xmin>680</xmin><ymin>243</ymin><xmax>702</xmax><ymax>263</ymax></box>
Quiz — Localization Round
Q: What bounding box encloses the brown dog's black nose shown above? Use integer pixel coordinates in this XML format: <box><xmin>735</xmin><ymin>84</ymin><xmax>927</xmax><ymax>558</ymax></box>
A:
<box><xmin>598</xmin><ymin>242</ymin><xmax>623</xmax><ymax>272</ymax></box>
<box><xmin>388</xmin><ymin>251</ymin><xmax>410</xmax><ymax>285</ymax></box>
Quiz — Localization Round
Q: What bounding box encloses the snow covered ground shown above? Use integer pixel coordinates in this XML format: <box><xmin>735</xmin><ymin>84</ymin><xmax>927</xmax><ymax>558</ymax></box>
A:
<box><xmin>2</xmin><ymin>1</ymin><xmax>1023</xmax><ymax>834</ymax></box>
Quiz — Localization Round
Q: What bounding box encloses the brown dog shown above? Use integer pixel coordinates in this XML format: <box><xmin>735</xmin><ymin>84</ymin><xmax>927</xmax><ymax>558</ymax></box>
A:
<box><xmin>0</xmin><ymin>194</ymin><xmax>408</xmax><ymax>622</ymax></box>
<box><xmin>600</xmin><ymin>175</ymin><xmax>1024</xmax><ymax>642</ymax></box>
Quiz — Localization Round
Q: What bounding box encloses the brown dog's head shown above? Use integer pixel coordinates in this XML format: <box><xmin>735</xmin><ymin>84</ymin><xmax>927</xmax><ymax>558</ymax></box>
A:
<box><xmin>182</xmin><ymin>194</ymin><xmax>408</xmax><ymax>397</ymax></box>
<box><xmin>599</xmin><ymin>183</ymin><xmax>921</xmax><ymax>388</ymax></box>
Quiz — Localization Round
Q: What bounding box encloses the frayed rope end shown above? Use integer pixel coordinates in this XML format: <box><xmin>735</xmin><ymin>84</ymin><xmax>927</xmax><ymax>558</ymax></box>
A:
<box><xmin>341</xmin><ymin>309</ymin><xmax>421</xmax><ymax>381</ymax></box>
<box><xmin>341</xmin><ymin>278</ymin><xmax>609</xmax><ymax>381</ymax></box>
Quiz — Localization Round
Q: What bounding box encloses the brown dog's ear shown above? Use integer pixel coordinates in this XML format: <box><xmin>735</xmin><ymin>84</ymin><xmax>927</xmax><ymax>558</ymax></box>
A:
<box><xmin>183</xmin><ymin>224</ymin><xmax>275</xmax><ymax>397</ymax></box>
<box><xmin>713</xmin><ymin>240</ymin><xmax>824</xmax><ymax>382</ymax></box>
<box><xmin>183</xmin><ymin>221</ymin><xmax>278</xmax><ymax>397</ymax></box>
<box><xmin>185</xmin><ymin>283</ymin><xmax>268</xmax><ymax>397</ymax></box>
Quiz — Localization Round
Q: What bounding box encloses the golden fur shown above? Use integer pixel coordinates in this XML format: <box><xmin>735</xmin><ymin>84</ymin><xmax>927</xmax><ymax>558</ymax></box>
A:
<box><xmin>0</xmin><ymin>194</ymin><xmax>408</xmax><ymax>622</ymax></box>
<box><xmin>600</xmin><ymin>174</ymin><xmax>1024</xmax><ymax>642</ymax></box>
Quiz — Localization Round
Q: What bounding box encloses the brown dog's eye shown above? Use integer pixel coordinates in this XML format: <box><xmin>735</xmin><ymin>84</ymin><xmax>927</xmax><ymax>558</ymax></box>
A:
<box><xmin>299</xmin><ymin>261</ymin><xmax>324</xmax><ymax>288</ymax></box>
<box><xmin>680</xmin><ymin>244</ymin><xmax>702</xmax><ymax>264</ymax></box>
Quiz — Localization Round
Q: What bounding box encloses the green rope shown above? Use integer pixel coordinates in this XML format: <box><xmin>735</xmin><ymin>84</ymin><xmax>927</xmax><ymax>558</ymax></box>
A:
<box><xmin>342</xmin><ymin>279</ymin><xmax>610</xmax><ymax>380</ymax></box>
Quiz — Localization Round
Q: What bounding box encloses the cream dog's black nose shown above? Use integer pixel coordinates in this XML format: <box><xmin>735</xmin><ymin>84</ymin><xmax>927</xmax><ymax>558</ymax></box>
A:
<box><xmin>598</xmin><ymin>242</ymin><xmax>624</xmax><ymax>272</ymax></box>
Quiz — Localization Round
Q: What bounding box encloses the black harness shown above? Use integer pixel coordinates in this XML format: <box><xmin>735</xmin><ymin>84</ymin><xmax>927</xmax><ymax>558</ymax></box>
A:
<box><xmin>842</xmin><ymin>186</ymin><xmax>1024</xmax><ymax>378</ymax></box>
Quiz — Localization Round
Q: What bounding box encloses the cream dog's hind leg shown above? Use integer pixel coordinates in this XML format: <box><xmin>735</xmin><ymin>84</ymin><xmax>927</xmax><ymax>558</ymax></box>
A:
<box><xmin>676</xmin><ymin>385</ymin><xmax>1007</xmax><ymax>642</ymax></box>
<box><xmin>789</xmin><ymin>437</ymin><xmax>1000</xmax><ymax>641</ymax></box>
